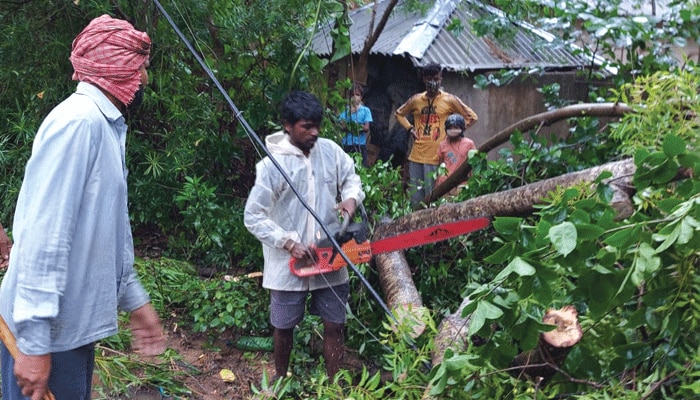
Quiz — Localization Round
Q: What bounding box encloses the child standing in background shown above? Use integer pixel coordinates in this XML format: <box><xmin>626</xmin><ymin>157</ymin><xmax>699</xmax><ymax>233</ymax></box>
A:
<box><xmin>339</xmin><ymin>84</ymin><xmax>373</xmax><ymax>167</ymax></box>
<box><xmin>437</xmin><ymin>113</ymin><xmax>476</xmax><ymax>193</ymax></box>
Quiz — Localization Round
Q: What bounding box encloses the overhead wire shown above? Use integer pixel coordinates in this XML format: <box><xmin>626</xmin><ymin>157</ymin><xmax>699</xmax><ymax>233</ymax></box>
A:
<box><xmin>150</xmin><ymin>0</ymin><xmax>401</xmax><ymax>337</ymax></box>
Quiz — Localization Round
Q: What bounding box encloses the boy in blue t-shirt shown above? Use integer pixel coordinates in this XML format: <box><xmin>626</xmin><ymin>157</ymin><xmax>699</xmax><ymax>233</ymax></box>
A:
<box><xmin>339</xmin><ymin>85</ymin><xmax>373</xmax><ymax>167</ymax></box>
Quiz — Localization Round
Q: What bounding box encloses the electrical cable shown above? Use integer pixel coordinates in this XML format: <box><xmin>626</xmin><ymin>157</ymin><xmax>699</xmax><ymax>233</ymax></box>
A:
<box><xmin>151</xmin><ymin>0</ymin><xmax>398</xmax><ymax>325</ymax></box>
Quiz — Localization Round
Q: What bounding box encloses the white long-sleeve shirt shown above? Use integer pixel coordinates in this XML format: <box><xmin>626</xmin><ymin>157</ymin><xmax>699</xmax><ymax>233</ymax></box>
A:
<box><xmin>244</xmin><ymin>132</ymin><xmax>365</xmax><ymax>291</ymax></box>
<box><xmin>0</xmin><ymin>82</ymin><xmax>150</xmax><ymax>355</ymax></box>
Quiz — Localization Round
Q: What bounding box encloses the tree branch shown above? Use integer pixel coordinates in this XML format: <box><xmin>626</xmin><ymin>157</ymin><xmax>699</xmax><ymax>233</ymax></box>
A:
<box><xmin>423</xmin><ymin>102</ymin><xmax>634</xmax><ymax>206</ymax></box>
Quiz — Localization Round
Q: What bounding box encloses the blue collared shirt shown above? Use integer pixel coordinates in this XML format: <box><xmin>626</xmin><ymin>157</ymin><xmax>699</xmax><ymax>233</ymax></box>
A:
<box><xmin>0</xmin><ymin>82</ymin><xmax>150</xmax><ymax>355</ymax></box>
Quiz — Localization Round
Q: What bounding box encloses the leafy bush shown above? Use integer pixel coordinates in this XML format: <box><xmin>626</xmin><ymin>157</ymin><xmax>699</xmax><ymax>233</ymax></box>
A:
<box><xmin>136</xmin><ymin>257</ymin><xmax>269</xmax><ymax>340</ymax></box>
<box><xmin>611</xmin><ymin>70</ymin><xmax>700</xmax><ymax>155</ymax></box>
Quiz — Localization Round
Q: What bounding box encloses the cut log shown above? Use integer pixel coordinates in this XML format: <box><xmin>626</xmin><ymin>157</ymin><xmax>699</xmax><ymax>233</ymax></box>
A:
<box><xmin>509</xmin><ymin>306</ymin><xmax>583</xmax><ymax>385</ymax></box>
<box><xmin>431</xmin><ymin>297</ymin><xmax>472</xmax><ymax>366</ymax></box>
<box><xmin>422</xmin><ymin>304</ymin><xmax>582</xmax><ymax>399</ymax></box>
<box><xmin>374</xmin><ymin>250</ymin><xmax>428</xmax><ymax>338</ymax></box>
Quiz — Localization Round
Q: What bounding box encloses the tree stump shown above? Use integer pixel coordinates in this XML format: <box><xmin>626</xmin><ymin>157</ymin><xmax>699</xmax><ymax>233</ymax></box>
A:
<box><xmin>509</xmin><ymin>306</ymin><xmax>583</xmax><ymax>385</ymax></box>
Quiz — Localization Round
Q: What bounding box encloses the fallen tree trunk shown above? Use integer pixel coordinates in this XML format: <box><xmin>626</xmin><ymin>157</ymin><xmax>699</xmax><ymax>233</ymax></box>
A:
<box><xmin>421</xmin><ymin>297</ymin><xmax>474</xmax><ymax>400</ymax></box>
<box><xmin>375</xmin><ymin>158</ymin><xmax>636</xmax><ymax>243</ymax></box>
<box><xmin>509</xmin><ymin>306</ymin><xmax>583</xmax><ymax>385</ymax></box>
<box><xmin>374</xmin><ymin>158</ymin><xmax>636</xmax><ymax>359</ymax></box>
<box><xmin>430</xmin><ymin>297</ymin><xmax>472</xmax><ymax>366</ymax></box>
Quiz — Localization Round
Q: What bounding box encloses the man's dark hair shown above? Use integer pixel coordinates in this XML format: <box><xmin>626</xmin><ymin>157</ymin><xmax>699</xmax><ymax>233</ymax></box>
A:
<box><xmin>421</xmin><ymin>62</ymin><xmax>442</xmax><ymax>78</ymax></box>
<box><xmin>280</xmin><ymin>90</ymin><xmax>323</xmax><ymax>126</ymax></box>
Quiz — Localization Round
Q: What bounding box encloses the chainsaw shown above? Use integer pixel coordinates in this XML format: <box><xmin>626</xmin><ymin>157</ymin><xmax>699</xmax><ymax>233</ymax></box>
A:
<box><xmin>289</xmin><ymin>216</ymin><xmax>490</xmax><ymax>277</ymax></box>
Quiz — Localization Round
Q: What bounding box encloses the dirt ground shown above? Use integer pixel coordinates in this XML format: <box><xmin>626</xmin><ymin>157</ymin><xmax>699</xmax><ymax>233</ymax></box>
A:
<box><xmin>124</xmin><ymin>322</ymin><xmax>368</xmax><ymax>399</ymax></box>
<box><xmin>113</xmin><ymin>231</ymin><xmax>275</xmax><ymax>399</ymax></box>
<box><xmin>92</xmin><ymin>313</ymin><xmax>272</xmax><ymax>400</ymax></box>
<box><xmin>158</xmin><ymin>327</ymin><xmax>273</xmax><ymax>399</ymax></box>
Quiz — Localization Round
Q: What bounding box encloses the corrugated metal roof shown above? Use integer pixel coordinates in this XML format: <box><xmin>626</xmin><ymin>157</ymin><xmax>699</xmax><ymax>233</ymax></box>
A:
<box><xmin>311</xmin><ymin>0</ymin><xmax>597</xmax><ymax>72</ymax></box>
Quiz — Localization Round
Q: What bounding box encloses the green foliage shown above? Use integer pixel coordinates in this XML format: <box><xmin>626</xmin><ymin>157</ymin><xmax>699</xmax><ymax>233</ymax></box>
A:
<box><xmin>93</xmin><ymin>346</ymin><xmax>193</xmax><ymax>399</ymax></box>
<box><xmin>610</xmin><ymin>70</ymin><xmax>700</xmax><ymax>155</ymax></box>
<box><xmin>310</xmin><ymin>368</ymin><xmax>387</xmax><ymax>399</ymax></box>
<box><xmin>145</xmin><ymin>258</ymin><xmax>269</xmax><ymax>339</ymax></box>
<box><xmin>473</xmin><ymin>69</ymin><xmax>528</xmax><ymax>89</ymax></box>
<box><xmin>411</xmin><ymin>109</ymin><xmax>623</xmax><ymax>316</ymax></box>
<box><xmin>470</xmin><ymin>1</ymin><xmax>520</xmax><ymax>42</ymax></box>
<box><xmin>487</xmin><ymin>0</ymin><xmax>700</xmax><ymax>81</ymax></box>
<box><xmin>0</xmin><ymin>0</ymin><xmax>347</xmax><ymax>272</ymax></box>
<box><xmin>92</xmin><ymin>266</ymin><xmax>197</xmax><ymax>399</ymax></box>
<box><xmin>170</xmin><ymin>175</ymin><xmax>261</xmax><ymax>268</ymax></box>
<box><xmin>128</xmin><ymin>0</ymin><xmax>351</xmax><ymax>269</ymax></box>
<box><xmin>184</xmin><ymin>275</ymin><xmax>269</xmax><ymax>337</ymax></box>
<box><xmin>356</xmin><ymin>155</ymin><xmax>412</xmax><ymax>221</ymax></box>
<box><xmin>474</xmin><ymin>0</ymin><xmax>700</xmax><ymax>108</ymax></box>
<box><xmin>249</xmin><ymin>369</ymin><xmax>294</xmax><ymax>399</ymax></box>
<box><xmin>91</xmin><ymin>257</ymin><xmax>269</xmax><ymax>395</ymax></box>
<box><xmin>374</xmin><ymin>66</ymin><xmax>698</xmax><ymax>399</ymax></box>
<box><xmin>135</xmin><ymin>257</ymin><xmax>198</xmax><ymax>315</ymax></box>
<box><xmin>381</xmin><ymin>307</ymin><xmax>435</xmax><ymax>382</ymax></box>
<box><xmin>459</xmin><ymin>122</ymin><xmax>618</xmax><ymax>200</ymax></box>
<box><xmin>425</xmin><ymin>142</ymin><xmax>699</xmax><ymax>398</ymax></box>
<box><xmin>293</xmin><ymin>309</ymin><xmax>436</xmax><ymax>399</ymax></box>
<box><xmin>0</xmin><ymin>2</ymin><xmax>89</xmax><ymax>223</ymax></box>
<box><xmin>135</xmin><ymin>256</ymin><xmax>269</xmax><ymax>342</ymax></box>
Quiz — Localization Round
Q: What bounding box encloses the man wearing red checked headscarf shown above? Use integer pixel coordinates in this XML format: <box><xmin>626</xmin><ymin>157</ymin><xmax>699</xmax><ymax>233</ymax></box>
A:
<box><xmin>0</xmin><ymin>14</ymin><xmax>165</xmax><ymax>400</ymax></box>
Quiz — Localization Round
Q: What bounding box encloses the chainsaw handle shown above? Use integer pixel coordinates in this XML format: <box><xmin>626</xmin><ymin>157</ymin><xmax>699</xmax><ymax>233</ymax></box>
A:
<box><xmin>288</xmin><ymin>246</ymin><xmax>330</xmax><ymax>277</ymax></box>
<box><xmin>337</xmin><ymin>214</ymin><xmax>351</xmax><ymax>238</ymax></box>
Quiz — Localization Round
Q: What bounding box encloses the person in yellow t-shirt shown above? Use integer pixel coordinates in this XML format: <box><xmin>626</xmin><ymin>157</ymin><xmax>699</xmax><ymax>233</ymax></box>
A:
<box><xmin>395</xmin><ymin>63</ymin><xmax>477</xmax><ymax>206</ymax></box>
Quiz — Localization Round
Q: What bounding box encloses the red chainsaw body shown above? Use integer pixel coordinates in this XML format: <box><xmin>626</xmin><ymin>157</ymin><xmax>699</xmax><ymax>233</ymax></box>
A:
<box><xmin>289</xmin><ymin>238</ymin><xmax>372</xmax><ymax>277</ymax></box>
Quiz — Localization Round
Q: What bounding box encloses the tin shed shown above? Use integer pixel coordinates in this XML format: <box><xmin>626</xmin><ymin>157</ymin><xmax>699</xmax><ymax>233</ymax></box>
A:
<box><xmin>312</xmin><ymin>0</ymin><xmax>610</xmax><ymax>164</ymax></box>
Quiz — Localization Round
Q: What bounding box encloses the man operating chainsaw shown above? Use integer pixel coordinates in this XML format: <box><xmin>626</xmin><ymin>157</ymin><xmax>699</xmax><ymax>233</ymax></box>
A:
<box><xmin>244</xmin><ymin>90</ymin><xmax>365</xmax><ymax>381</ymax></box>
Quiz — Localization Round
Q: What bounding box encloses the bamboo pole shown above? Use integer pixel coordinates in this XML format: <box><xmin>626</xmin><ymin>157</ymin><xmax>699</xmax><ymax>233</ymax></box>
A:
<box><xmin>0</xmin><ymin>315</ymin><xmax>56</xmax><ymax>400</ymax></box>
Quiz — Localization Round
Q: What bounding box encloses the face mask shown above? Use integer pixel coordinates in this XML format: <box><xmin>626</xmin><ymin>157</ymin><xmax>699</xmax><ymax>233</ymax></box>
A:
<box><xmin>425</xmin><ymin>79</ymin><xmax>440</xmax><ymax>94</ymax></box>
<box><xmin>446</xmin><ymin>128</ymin><xmax>462</xmax><ymax>137</ymax></box>
<box><xmin>126</xmin><ymin>85</ymin><xmax>145</xmax><ymax>117</ymax></box>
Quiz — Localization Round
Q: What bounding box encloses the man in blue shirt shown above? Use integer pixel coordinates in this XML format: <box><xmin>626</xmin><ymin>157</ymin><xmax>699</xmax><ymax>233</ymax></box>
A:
<box><xmin>0</xmin><ymin>15</ymin><xmax>165</xmax><ymax>399</ymax></box>
<box><xmin>339</xmin><ymin>84</ymin><xmax>373</xmax><ymax>167</ymax></box>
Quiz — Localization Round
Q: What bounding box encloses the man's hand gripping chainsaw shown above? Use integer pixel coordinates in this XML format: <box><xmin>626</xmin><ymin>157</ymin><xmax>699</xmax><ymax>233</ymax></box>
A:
<box><xmin>289</xmin><ymin>217</ymin><xmax>371</xmax><ymax>277</ymax></box>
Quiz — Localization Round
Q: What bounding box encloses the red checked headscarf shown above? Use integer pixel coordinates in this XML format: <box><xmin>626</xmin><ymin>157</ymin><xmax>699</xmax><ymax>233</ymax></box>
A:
<box><xmin>70</xmin><ymin>14</ymin><xmax>151</xmax><ymax>106</ymax></box>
